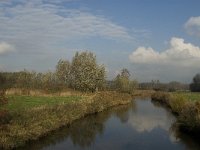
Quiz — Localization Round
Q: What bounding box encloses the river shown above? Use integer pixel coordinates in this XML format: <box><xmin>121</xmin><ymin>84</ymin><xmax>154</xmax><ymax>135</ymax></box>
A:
<box><xmin>18</xmin><ymin>98</ymin><xmax>200</xmax><ymax>150</ymax></box>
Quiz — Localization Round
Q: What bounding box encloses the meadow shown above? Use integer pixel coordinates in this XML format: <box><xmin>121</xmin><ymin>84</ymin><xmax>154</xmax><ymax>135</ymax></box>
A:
<box><xmin>172</xmin><ymin>92</ymin><xmax>200</xmax><ymax>102</ymax></box>
<box><xmin>0</xmin><ymin>91</ymin><xmax>132</xmax><ymax>149</ymax></box>
<box><xmin>3</xmin><ymin>95</ymin><xmax>82</xmax><ymax>112</ymax></box>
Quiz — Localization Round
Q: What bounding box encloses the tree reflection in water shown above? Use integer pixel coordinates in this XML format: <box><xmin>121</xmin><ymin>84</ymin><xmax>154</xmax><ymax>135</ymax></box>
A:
<box><xmin>152</xmin><ymin>100</ymin><xmax>200</xmax><ymax>149</ymax></box>
<box><xmin>17</xmin><ymin>102</ymin><xmax>134</xmax><ymax>150</ymax></box>
<box><xmin>17</xmin><ymin>100</ymin><xmax>200</xmax><ymax>150</ymax></box>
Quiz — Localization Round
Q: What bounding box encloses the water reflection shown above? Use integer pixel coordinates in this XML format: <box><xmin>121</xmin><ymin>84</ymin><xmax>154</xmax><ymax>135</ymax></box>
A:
<box><xmin>17</xmin><ymin>99</ymin><xmax>200</xmax><ymax>150</ymax></box>
<box><xmin>128</xmin><ymin>100</ymin><xmax>175</xmax><ymax>133</ymax></box>
<box><xmin>17</xmin><ymin>104</ymin><xmax>133</xmax><ymax>150</ymax></box>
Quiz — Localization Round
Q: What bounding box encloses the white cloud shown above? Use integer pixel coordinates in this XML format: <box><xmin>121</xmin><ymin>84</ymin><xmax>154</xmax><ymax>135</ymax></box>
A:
<box><xmin>184</xmin><ymin>16</ymin><xmax>200</xmax><ymax>37</ymax></box>
<box><xmin>0</xmin><ymin>42</ymin><xmax>14</xmax><ymax>55</ymax></box>
<box><xmin>128</xmin><ymin>37</ymin><xmax>200</xmax><ymax>82</ymax></box>
<box><xmin>129</xmin><ymin>37</ymin><xmax>200</xmax><ymax>67</ymax></box>
<box><xmin>129</xmin><ymin>47</ymin><xmax>162</xmax><ymax>64</ymax></box>
<box><xmin>0</xmin><ymin>0</ymin><xmax>134</xmax><ymax>72</ymax></box>
<box><xmin>129</xmin><ymin>115</ymin><xmax>168</xmax><ymax>133</ymax></box>
<box><xmin>128</xmin><ymin>100</ymin><xmax>176</xmax><ymax>133</ymax></box>
<box><xmin>0</xmin><ymin>2</ymin><xmax>132</xmax><ymax>41</ymax></box>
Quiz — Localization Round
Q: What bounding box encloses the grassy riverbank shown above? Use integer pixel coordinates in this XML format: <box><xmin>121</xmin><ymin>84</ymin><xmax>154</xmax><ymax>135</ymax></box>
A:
<box><xmin>0</xmin><ymin>91</ymin><xmax>132</xmax><ymax>149</ymax></box>
<box><xmin>151</xmin><ymin>91</ymin><xmax>200</xmax><ymax>135</ymax></box>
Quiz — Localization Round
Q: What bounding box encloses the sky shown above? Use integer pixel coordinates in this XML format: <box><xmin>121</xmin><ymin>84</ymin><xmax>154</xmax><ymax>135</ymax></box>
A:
<box><xmin>0</xmin><ymin>0</ymin><xmax>200</xmax><ymax>83</ymax></box>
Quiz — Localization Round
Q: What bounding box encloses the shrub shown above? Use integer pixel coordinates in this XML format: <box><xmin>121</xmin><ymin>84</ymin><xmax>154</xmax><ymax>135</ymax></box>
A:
<box><xmin>0</xmin><ymin>90</ymin><xmax>7</xmax><ymax>105</ymax></box>
<box><xmin>178</xmin><ymin>101</ymin><xmax>200</xmax><ymax>132</ymax></box>
<box><xmin>190</xmin><ymin>73</ymin><xmax>200</xmax><ymax>92</ymax></box>
<box><xmin>151</xmin><ymin>92</ymin><xmax>171</xmax><ymax>106</ymax></box>
<box><xmin>0</xmin><ymin>90</ymin><xmax>9</xmax><ymax>125</ymax></box>
<box><xmin>169</xmin><ymin>95</ymin><xmax>187</xmax><ymax>114</ymax></box>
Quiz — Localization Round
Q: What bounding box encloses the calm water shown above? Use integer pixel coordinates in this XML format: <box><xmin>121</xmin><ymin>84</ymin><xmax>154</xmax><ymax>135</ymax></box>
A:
<box><xmin>18</xmin><ymin>99</ymin><xmax>200</xmax><ymax>150</ymax></box>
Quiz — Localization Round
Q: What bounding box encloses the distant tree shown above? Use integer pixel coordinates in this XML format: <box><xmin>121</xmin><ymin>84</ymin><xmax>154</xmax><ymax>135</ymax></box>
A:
<box><xmin>190</xmin><ymin>73</ymin><xmax>200</xmax><ymax>92</ymax></box>
<box><xmin>121</xmin><ymin>68</ymin><xmax>130</xmax><ymax>79</ymax></box>
<box><xmin>168</xmin><ymin>81</ymin><xmax>181</xmax><ymax>92</ymax></box>
<box><xmin>113</xmin><ymin>68</ymin><xmax>136</xmax><ymax>93</ymax></box>
<box><xmin>70</xmin><ymin>51</ymin><xmax>105</xmax><ymax>92</ymax></box>
<box><xmin>42</xmin><ymin>71</ymin><xmax>57</xmax><ymax>91</ymax></box>
<box><xmin>55</xmin><ymin>59</ymin><xmax>70</xmax><ymax>86</ymax></box>
<box><xmin>0</xmin><ymin>73</ymin><xmax>6</xmax><ymax>89</ymax></box>
<box><xmin>0</xmin><ymin>73</ymin><xmax>8</xmax><ymax>106</ymax></box>
<box><xmin>16</xmin><ymin>70</ymin><xmax>32</xmax><ymax>89</ymax></box>
<box><xmin>129</xmin><ymin>80</ymin><xmax>138</xmax><ymax>91</ymax></box>
<box><xmin>150</xmin><ymin>80</ymin><xmax>161</xmax><ymax>91</ymax></box>
<box><xmin>114</xmin><ymin>74</ymin><xmax>121</xmax><ymax>90</ymax></box>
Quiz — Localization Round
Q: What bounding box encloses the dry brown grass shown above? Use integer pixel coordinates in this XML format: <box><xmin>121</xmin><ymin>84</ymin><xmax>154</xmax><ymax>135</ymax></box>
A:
<box><xmin>131</xmin><ymin>90</ymin><xmax>155</xmax><ymax>98</ymax></box>
<box><xmin>5</xmin><ymin>88</ymin><xmax>89</xmax><ymax>97</ymax></box>
<box><xmin>0</xmin><ymin>91</ymin><xmax>132</xmax><ymax>149</ymax></box>
<box><xmin>151</xmin><ymin>92</ymin><xmax>171</xmax><ymax>107</ymax></box>
<box><xmin>178</xmin><ymin>101</ymin><xmax>200</xmax><ymax>133</ymax></box>
<box><xmin>151</xmin><ymin>91</ymin><xmax>200</xmax><ymax>135</ymax></box>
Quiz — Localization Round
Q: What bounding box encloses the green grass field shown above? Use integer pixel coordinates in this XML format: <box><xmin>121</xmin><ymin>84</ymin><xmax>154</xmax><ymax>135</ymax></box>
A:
<box><xmin>0</xmin><ymin>91</ymin><xmax>132</xmax><ymax>149</ymax></box>
<box><xmin>172</xmin><ymin>92</ymin><xmax>200</xmax><ymax>102</ymax></box>
<box><xmin>2</xmin><ymin>95</ymin><xmax>82</xmax><ymax>112</ymax></box>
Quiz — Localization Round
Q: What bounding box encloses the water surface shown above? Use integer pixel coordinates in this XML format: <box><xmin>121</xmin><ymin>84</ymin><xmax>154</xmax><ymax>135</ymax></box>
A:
<box><xmin>18</xmin><ymin>99</ymin><xmax>200</xmax><ymax>150</ymax></box>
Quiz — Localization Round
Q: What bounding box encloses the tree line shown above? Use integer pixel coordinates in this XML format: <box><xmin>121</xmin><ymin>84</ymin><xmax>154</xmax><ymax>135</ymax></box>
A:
<box><xmin>1</xmin><ymin>50</ymin><xmax>197</xmax><ymax>93</ymax></box>
<box><xmin>0</xmin><ymin>51</ymin><xmax>136</xmax><ymax>93</ymax></box>
<box><xmin>138</xmin><ymin>80</ymin><xmax>189</xmax><ymax>92</ymax></box>
<box><xmin>190</xmin><ymin>73</ymin><xmax>200</xmax><ymax>92</ymax></box>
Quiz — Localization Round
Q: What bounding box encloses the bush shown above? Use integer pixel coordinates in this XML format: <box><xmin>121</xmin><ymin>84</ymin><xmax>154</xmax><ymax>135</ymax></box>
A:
<box><xmin>0</xmin><ymin>90</ymin><xmax>9</xmax><ymax>125</ymax></box>
<box><xmin>113</xmin><ymin>68</ymin><xmax>137</xmax><ymax>93</ymax></box>
<box><xmin>0</xmin><ymin>90</ymin><xmax>7</xmax><ymax>105</ymax></box>
<box><xmin>190</xmin><ymin>74</ymin><xmax>200</xmax><ymax>92</ymax></box>
<box><xmin>152</xmin><ymin>91</ymin><xmax>200</xmax><ymax>135</ymax></box>
<box><xmin>178</xmin><ymin>102</ymin><xmax>200</xmax><ymax>133</ymax></box>
<box><xmin>151</xmin><ymin>92</ymin><xmax>171</xmax><ymax>106</ymax></box>
<box><xmin>169</xmin><ymin>95</ymin><xmax>187</xmax><ymax>114</ymax></box>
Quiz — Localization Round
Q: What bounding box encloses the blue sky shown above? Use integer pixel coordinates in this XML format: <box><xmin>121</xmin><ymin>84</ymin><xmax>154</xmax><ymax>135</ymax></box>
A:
<box><xmin>0</xmin><ymin>0</ymin><xmax>200</xmax><ymax>83</ymax></box>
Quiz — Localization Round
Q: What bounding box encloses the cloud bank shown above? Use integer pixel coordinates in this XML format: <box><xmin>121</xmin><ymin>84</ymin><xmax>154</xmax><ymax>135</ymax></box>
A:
<box><xmin>129</xmin><ymin>37</ymin><xmax>200</xmax><ymax>82</ymax></box>
<box><xmin>129</xmin><ymin>37</ymin><xmax>200</xmax><ymax>67</ymax></box>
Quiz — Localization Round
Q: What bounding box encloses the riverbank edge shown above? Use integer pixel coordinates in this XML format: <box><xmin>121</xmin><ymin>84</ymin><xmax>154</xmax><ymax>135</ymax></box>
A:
<box><xmin>151</xmin><ymin>92</ymin><xmax>200</xmax><ymax>136</ymax></box>
<box><xmin>0</xmin><ymin>91</ymin><xmax>134</xmax><ymax>149</ymax></box>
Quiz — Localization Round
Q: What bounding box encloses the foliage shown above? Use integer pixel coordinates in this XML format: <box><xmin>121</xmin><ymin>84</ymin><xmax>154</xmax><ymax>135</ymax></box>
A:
<box><xmin>139</xmin><ymin>81</ymin><xmax>188</xmax><ymax>91</ymax></box>
<box><xmin>168</xmin><ymin>81</ymin><xmax>182</xmax><ymax>92</ymax></box>
<box><xmin>70</xmin><ymin>51</ymin><xmax>105</xmax><ymax>92</ymax></box>
<box><xmin>42</xmin><ymin>71</ymin><xmax>57</xmax><ymax>91</ymax></box>
<box><xmin>169</xmin><ymin>95</ymin><xmax>187</xmax><ymax>114</ymax></box>
<box><xmin>151</xmin><ymin>92</ymin><xmax>171</xmax><ymax>106</ymax></box>
<box><xmin>0</xmin><ymin>74</ymin><xmax>6</xmax><ymax>89</ymax></box>
<box><xmin>190</xmin><ymin>73</ymin><xmax>200</xmax><ymax>92</ymax></box>
<box><xmin>0</xmin><ymin>90</ymin><xmax>7</xmax><ymax>105</ymax></box>
<box><xmin>178</xmin><ymin>101</ymin><xmax>200</xmax><ymax>132</ymax></box>
<box><xmin>113</xmin><ymin>68</ymin><xmax>137</xmax><ymax>93</ymax></box>
<box><xmin>55</xmin><ymin>59</ymin><xmax>70</xmax><ymax>86</ymax></box>
<box><xmin>0</xmin><ymin>51</ymin><xmax>107</xmax><ymax>93</ymax></box>
<box><xmin>152</xmin><ymin>91</ymin><xmax>200</xmax><ymax>134</ymax></box>
<box><xmin>0</xmin><ymin>74</ymin><xmax>9</xmax><ymax>125</ymax></box>
<box><xmin>16</xmin><ymin>70</ymin><xmax>32</xmax><ymax>89</ymax></box>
